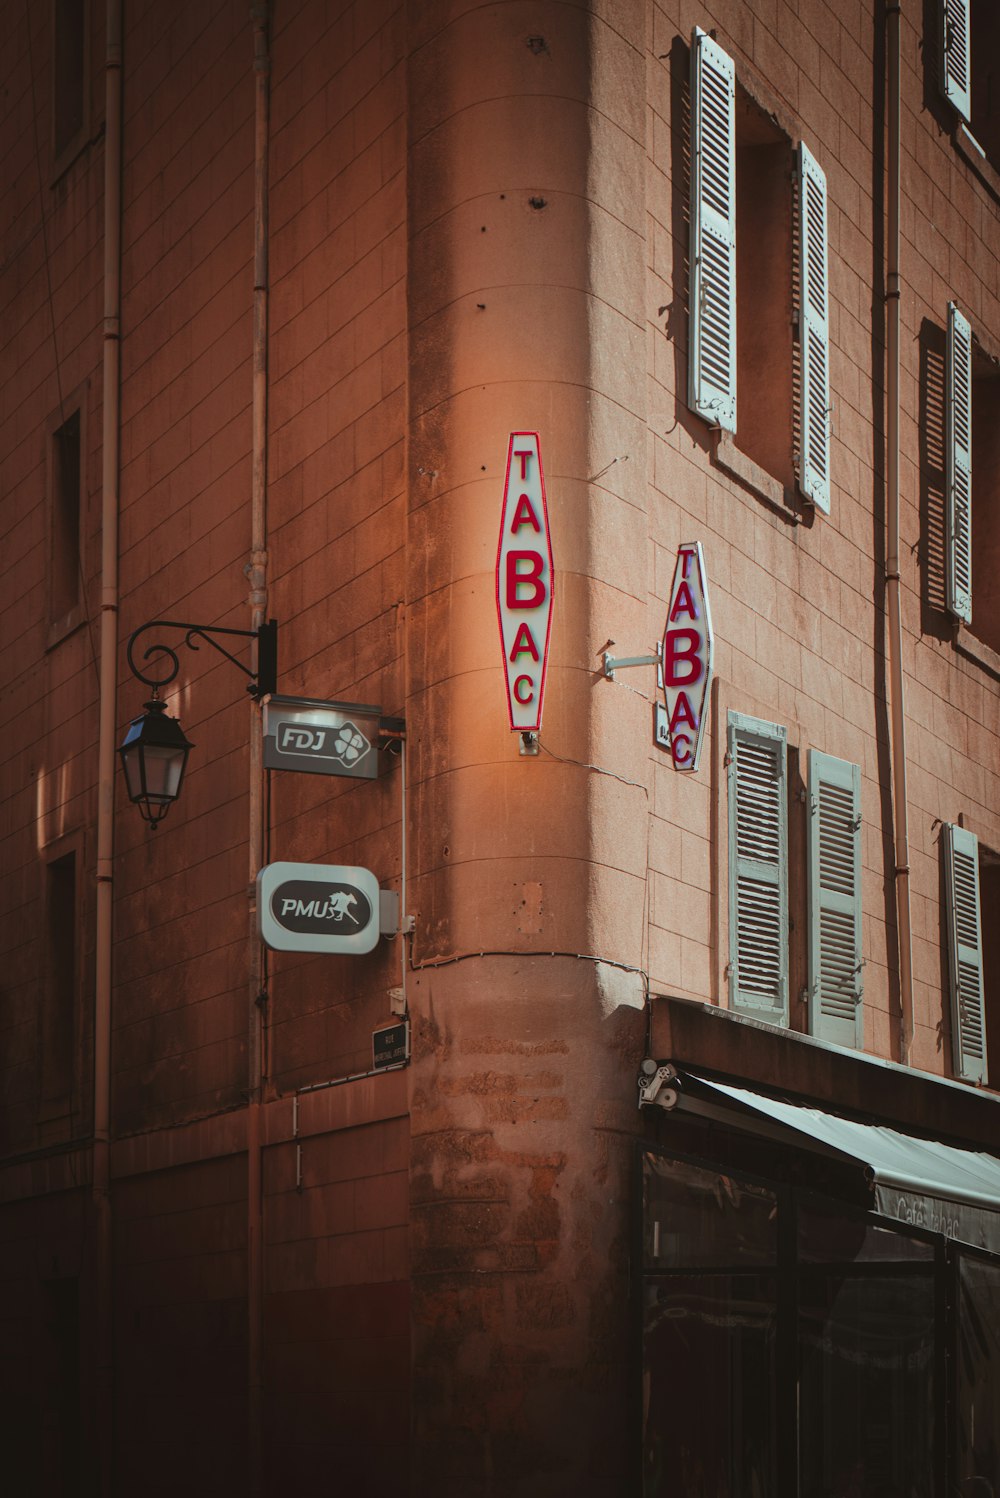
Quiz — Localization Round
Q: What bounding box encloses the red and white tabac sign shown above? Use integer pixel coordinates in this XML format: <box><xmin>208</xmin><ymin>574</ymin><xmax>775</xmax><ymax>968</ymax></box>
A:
<box><xmin>496</xmin><ymin>432</ymin><xmax>554</xmax><ymax>732</ymax></box>
<box><xmin>661</xmin><ymin>541</ymin><xmax>713</xmax><ymax>772</ymax></box>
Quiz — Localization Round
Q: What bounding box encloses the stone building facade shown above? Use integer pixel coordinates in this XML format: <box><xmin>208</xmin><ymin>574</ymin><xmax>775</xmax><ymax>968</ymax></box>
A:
<box><xmin>1</xmin><ymin>0</ymin><xmax>998</xmax><ymax>1494</ymax></box>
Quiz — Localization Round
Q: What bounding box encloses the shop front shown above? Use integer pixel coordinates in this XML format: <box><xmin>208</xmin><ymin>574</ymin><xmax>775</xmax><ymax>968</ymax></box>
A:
<box><xmin>638</xmin><ymin>1063</ymin><xmax>1000</xmax><ymax>1498</ymax></box>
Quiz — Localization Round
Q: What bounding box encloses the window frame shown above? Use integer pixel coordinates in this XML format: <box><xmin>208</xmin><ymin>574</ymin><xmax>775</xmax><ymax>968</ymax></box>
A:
<box><xmin>687</xmin><ymin>31</ymin><xmax>832</xmax><ymax>514</ymax></box>
<box><xmin>942</xmin><ymin>822</ymin><xmax>988</xmax><ymax>1085</ymax></box>
<box><xmin>45</xmin><ymin>392</ymin><xmax>88</xmax><ymax>647</ymax></box>
<box><xmin>50</xmin><ymin>0</ymin><xmax>91</xmax><ymax>181</ymax></box>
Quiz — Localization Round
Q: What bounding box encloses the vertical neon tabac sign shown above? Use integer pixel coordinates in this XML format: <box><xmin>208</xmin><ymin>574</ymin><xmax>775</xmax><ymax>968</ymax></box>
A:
<box><xmin>661</xmin><ymin>541</ymin><xmax>713</xmax><ymax>771</ymax></box>
<box><xmin>496</xmin><ymin>433</ymin><xmax>554</xmax><ymax>732</ymax></box>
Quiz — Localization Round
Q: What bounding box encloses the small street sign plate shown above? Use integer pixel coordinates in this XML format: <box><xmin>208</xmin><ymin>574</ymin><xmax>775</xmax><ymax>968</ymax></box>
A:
<box><xmin>373</xmin><ymin>1021</ymin><xmax>409</xmax><ymax>1070</ymax></box>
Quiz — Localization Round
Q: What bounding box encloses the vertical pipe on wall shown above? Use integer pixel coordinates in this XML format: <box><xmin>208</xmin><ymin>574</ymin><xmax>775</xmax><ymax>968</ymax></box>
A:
<box><xmin>94</xmin><ymin>0</ymin><xmax>122</xmax><ymax>1490</ymax></box>
<box><xmin>247</xmin><ymin>6</ymin><xmax>270</xmax><ymax>1495</ymax></box>
<box><xmin>884</xmin><ymin>0</ymin><xmax>914</xmax><ymax>1064</ymax></box>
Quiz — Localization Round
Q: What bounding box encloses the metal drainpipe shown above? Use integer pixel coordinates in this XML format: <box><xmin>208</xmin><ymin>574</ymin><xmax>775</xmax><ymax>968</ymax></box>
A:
<box><xmin>885</xmin><ymin>0</ymin><xmax>914</xmax><ymax>1064</ymax></box>
<box><xmin>247</xmin><ymin>6</ymin><xmax>270</xmax><ymax>1495</ymax></box>
<box><xmin>94</xmin><ymin>0</ymin><xmax>122</xmax><ymax>1490</ymax></box>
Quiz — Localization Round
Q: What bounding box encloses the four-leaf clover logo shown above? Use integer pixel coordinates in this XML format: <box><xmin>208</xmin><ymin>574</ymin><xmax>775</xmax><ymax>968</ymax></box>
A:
<box><xmin>332</xmin><ymin>721</ymin><xmax>371</xmax><ymax>766</ymax></box>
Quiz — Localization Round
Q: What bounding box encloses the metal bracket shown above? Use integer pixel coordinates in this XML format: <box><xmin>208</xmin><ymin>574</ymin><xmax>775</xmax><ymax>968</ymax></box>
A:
<box><xmin>126</xmin><ymin>617</ymin><xmax>278</xmax><ymax>701</ymax></box>
<box><xmin>603</xmin><ymin>644</ymin><xmax>660</xmax><ymax>682</ymax></box>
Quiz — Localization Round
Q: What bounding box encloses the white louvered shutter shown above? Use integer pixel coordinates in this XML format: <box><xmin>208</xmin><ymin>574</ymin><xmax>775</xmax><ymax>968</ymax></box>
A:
<box><xmin>798</xmin><ymin>143</ymin><xmax>831</xmax><ymax>513</ymax></box>
<box><xmin>728</xmin><ymin>714</ymin><xmax>788</xmax><ymax>1023</ymax></box>
<box><xmin>940</xmin><ymin>0</ymin><xmax>971</xmax><ymax>121</ymax></box>
<box><xmin>807</xmin><ymin>752</ymin><xmax>863</xmax><ymax>1048</ymax></box>
<box><xmin>946</xmin><ymin>302</ymin><xmax>973</xmax><ymax>624</ymax></box>
<box><xmin>943</xmin><ymin>824</ymin><xmax>987</xmax><ymax>1084</ymax></box>
<box><xmin>689</xmin><ymin>29</ymin><xmax>736</xmax><ymax>433</ymax></box>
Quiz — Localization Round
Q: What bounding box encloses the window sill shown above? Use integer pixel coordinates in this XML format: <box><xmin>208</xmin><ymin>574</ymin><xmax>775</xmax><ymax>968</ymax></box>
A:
<box><xmin>711</xmin><ymin>432</ymin><xmax>795</xmax><ymax>517</ymax></box>
<box><xmin>47</xmin><ymin>605</ymin><xmax>86</xmax><ymax>651</ymax></box>
<box><xmin>954</xmin><ymin>624</ymin><xmax>1000</xmax><ymax>681</ymax></box>
<box><xmin>953</xmin><ymin>123</ymin><xmax>1000</xmax><ymax>203</ymax></box>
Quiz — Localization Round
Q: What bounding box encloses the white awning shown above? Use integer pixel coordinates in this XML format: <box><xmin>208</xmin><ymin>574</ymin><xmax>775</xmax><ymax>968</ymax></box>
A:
<box><xmin>677</xmin><ymin>1073</ymin><xmax>1000</xmax><ymax>1254</ymax></box>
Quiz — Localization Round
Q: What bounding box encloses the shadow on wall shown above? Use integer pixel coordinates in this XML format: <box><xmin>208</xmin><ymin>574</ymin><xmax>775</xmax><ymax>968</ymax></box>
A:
<box><xmin>918</xmin><ymin>317</ymin><xmax>953</xmax><ymax>641</ymax></box>
<box><xmin>920</xmin><ymin>0</ymin><xmax>958</xmax><ymax>138</ymax></box>
<box><xmin>665</xmin><ymin>34</ymin><xmax>712</xmax><ymax>459</ymax></box>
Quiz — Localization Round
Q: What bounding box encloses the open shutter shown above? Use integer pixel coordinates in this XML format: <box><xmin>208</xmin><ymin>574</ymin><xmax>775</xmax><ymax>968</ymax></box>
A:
<box><xmin>807</xmin><ymin>751</ymin><xmax>862</xmax><ymax>1048</ymax></box>
<box><xmin>943</xmin><ymin>824</ymin><xmax>987</xmax><ymax>1084</ymax></box>
<box><xmin>946</xmin><ymin>302</ymin><xmax>973</xmax><ymax>624</ymax></box>
<box><xmin>940</xmin><ymin>0</ymin><xmax>971</xmax><ymax>121</ymax></box>
<box><xmin>689</xmin><ymin>29</ymin><xmax>736</xmax><ymax>433</ymax></box>
<box><xmin>728</xmin><ymin>714</ymin><xmax>788</xmax><ymax>1023</ymax></box>
<box><xmin>798</xmin><ymin>143</ymin><xmax>831</xmax><ymax>513</ymax></box>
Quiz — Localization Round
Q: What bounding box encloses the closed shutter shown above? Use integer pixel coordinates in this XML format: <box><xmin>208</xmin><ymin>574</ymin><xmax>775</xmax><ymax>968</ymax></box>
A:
<box><xmin>946</xmin><ymin>302</ymin><xmax>973</xmax><ymax>624</ymax></box>
<box><xmin>728</xmin><ymin>713</ymin><xmax>788</xmax><ymax>1023</ymax></box>
<box><xmin>940</xmin><ymin>0</ymin><xmax>971</xmax><ymax>121</ymax></box>
<box><xmin>689</xmin><ymin>29</ymin><xmax>737</xmax><ymax>433</ymax></box>
<box><xmin>798</xmin><ymin>143</ymin><xmax>831</xmax><ymax>513</ymax></box>
<box><xmin>943</xmin><ymin>824</ymin><xmax>987</xmax><ymax>1084</ymax></box>
<box><xmin>807</xmin><ymin>751</ymin><xmax>863</xmax><ymax>1047</ymax></box>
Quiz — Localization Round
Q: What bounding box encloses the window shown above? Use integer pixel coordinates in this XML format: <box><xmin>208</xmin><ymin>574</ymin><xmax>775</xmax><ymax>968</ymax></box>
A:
<box><xmin>52</xmin><ymin>0</ymin><xmax>89</xmax><ymax>173</ymax></box>
<box><xmin>958</xmin><ymin>1254</ymin><xmax>1000</xmax><ymax>1492</ymax></box>
<box><xmin>943</xmin><ymin>823</ymin><xmax>990</xmax><ymax>1085</ymax></box>
<box><xmin>727</xmin><ymin>713</ymin><xmax>863</xmax><ymax>1045</ymax></box>
<box><xmin>940</xmin><ymin>0</ymin><xmax>1000</xmax><ymax>172</ymax></box>
<box><xmin>40</xmin><ymin>1277</ymin><xmax>81</xmax><ymax>1492</ymax></box>
<box><xmin>688</xmin><ymin>29</ymin><xmax>830</xmax><ymax>509</ymax></box>
<box><xmin>43</xmin><ymin>849</ymin><xmax>77</xmax><ymax>1107</ymax></box>
<box><xmin>48</xmin><ymin>406</ymin><xmax>84</xmax><ymax>635</ymax></box>
<box><xmin>806</xmin><ymin>750</ymin><xmax>863</xmax><ymax>1048</ymax></box>
<box><xmin>982</xmin><ymin>851</ymin><xmax>1000</xmax><ymax>1087</ymax></box>
<box><xmin>727</xmin><ymin>713</ymin><xmax>789</xmax><ymax>1022</ymax></box>
<box><xmin>945</xmin><ymin>304</ymin><xmax>1000</xmax><ymax>654</ymax></box>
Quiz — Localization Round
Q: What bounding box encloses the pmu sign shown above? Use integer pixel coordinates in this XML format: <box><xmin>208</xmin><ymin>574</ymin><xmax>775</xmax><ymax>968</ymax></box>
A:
<box><xmin>257</xmin><ymin>862</ymin><xmax>380</xmax><ymax>954</ymax></box>
<box><xmin>496</xmin><ymin>432</ymin><xmax>553</xmax><ymax>731</ymax></box>
<box><xmin>659</xmin><ymin>542</ymin><xmax>713</xmax><ymax>772</ymax></box>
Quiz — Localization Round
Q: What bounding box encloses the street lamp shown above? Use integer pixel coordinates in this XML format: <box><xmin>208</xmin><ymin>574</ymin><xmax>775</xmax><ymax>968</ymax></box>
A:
<box><xmin>119</xmin><ymin>617</ymin><xmax>278</xmax><ymax>826</ymax></box>
<box><xmin>118</xmin><ymin>695</ymin><xmax>194</xmax><ymax>825</ymax></box>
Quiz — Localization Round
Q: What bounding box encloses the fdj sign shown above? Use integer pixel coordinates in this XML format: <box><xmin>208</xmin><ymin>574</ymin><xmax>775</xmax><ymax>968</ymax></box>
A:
<box><xmin>257</xmin><ymin>863</ymin><xmax>380</xmax><ymax>954</ymax></box>
<box><xmin>262</xmin><ymin>697</ymin><xmax>379</xmax><ymax>780</ymax></box>
<box><xmin>496</xmin><ymin>432</ymin><xmax>554</xmax><ymax>732</ymax></box>
<box><xmin>659</xmin><ymin>542</ymin><xmax>714</xmax><ymax>772</ymax></box>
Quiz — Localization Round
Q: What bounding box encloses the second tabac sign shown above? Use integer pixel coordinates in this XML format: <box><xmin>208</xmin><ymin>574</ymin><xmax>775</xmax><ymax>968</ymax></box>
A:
<box><xmin>496</xmin><ymin>432</ymin><xmax>554</xmax><ymax>733</ymax></box>
<box><xmin>657</xmin><ymin>541</ymin><xmax>714</xmax><ymax>772</ymax></box>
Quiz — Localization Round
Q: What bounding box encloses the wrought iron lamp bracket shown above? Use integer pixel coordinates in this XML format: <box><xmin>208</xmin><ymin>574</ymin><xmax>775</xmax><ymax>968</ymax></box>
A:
<box><xmin>125</xmin><ymin>618</ymin><xmax>278</xmax><ymax>700</ymax></box>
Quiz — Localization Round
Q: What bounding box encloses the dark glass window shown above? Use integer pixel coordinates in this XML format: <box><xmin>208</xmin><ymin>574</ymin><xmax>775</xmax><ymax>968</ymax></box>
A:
<box><xmin>957</xmin><ymin>1255</ymin><xmax>1000</xmax><ymax>1494</ymax></box>
<box><xmin>644</xmin><ymin>1273</ymin><xmax>777</xmax><ymax>1497</ymax></box>
<box><xmin>41</xmin><ymin>1277</ymin><xmax>81</xmax><ymax>1494</ymax></box>
<box><xmin>643</xmin><ymin>1152</ymin><xmax>779</xmax><ymax>1270</ymax></box>
<box><xmin>51</xmin><ymin>409</ymin><xmax>82</xmax><ymax>624</ymax></box>
<box><xmin>642</xmin><ymin>1154</ymin><xmax>779</xmax><ymax>1496</ymax></box>
<box><xmin>53</xmin><ymin>0</ymin><xmax>86</xmax><ymax>161</ymax></box>
<box><xmin>799</xmin><ymin>1269</ymin><xmax>936</xmax><ymax>1497</ymax></box>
